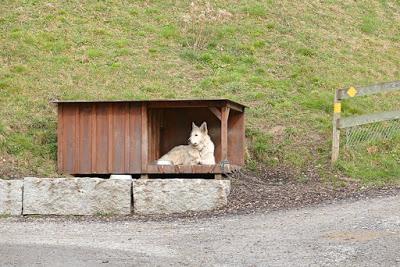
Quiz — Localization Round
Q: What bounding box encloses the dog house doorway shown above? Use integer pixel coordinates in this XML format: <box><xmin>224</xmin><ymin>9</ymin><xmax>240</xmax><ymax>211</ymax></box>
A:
<box><xmin>148</xmin><ymin>107</ymin><xmax>220</xmax><ymax>163</ymax></box>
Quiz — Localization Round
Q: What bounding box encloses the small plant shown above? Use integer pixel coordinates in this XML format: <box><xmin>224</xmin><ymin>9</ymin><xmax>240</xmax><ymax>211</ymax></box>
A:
<box><xmin>181</xmin><ymin>1</ymin><xmax>232</xmax><ymax>50</ymax></box>
<box><xmin>95</xmin><ymin>211</ymin><xmax>115</xmax><ymax>217</ymax></box>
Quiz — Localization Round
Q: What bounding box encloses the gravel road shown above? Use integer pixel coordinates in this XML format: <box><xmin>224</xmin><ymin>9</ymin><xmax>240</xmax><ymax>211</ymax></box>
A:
<box><xmin>1</xmin><ymin>194</ymin><xmax>400</xmax><ymax>266</ymax></box>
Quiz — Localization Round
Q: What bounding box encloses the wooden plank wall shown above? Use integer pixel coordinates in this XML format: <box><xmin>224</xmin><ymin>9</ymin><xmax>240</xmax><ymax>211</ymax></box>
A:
<box><xmin>58</xmin><ymin>102</ymin><xmax>142</xmax><ymax>174</ymax></box>
<box><xmin>228</xmin><ymin>110</ymin><xmax>245</xmax><ymax>166</ymax></box>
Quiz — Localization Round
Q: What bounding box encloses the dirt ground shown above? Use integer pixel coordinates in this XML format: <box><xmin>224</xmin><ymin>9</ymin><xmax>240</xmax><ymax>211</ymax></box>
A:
<box><xmin>224</xmin><ymin>167</ymin><xmax>400</xmax><ymax>214</ymax></box>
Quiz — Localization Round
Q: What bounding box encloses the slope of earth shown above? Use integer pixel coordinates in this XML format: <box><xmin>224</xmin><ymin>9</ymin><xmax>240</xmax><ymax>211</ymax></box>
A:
<box><xmin>0</xmin><ymin>0</ymin><xmax>399</xmax><ymax>184</ymax></box>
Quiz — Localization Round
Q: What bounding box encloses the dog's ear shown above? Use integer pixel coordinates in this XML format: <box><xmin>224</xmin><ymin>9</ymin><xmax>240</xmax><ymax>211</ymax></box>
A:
<box><xmin>192</xmin><ymin>122</ymin><xmax>198</xmax><ymax>129</ymax></box>
<box><xmin>200</xmin><ymin>122</ymin><xmax>208</xmax><ymax>134</ymax></box>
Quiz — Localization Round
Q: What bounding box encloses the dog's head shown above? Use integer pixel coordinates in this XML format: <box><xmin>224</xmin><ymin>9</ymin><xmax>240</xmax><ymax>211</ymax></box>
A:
<box><xmin>189</xmin><ymin>122</ymin><xmax>208</xmax><ymax>148</ymax></box>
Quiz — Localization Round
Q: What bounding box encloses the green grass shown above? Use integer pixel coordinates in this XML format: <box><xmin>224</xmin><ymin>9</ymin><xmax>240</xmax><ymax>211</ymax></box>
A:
<box><xmin>0</xmin><ymin>0</ymin><xmax>399</xmax><ymax>185</ymax></box>
<box><xmin>337</xmin><ymin>135</ymin><xmax>400</xmax><ymax>185</ymax></box>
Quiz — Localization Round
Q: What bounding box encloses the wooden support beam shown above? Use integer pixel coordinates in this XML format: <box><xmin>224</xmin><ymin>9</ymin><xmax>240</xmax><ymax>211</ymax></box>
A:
<box><xmin>147</xmin><ymin>100</ymin><xmax>226</xmax><ymax>109</ymax></box>
<box><xmin>226</xmin><ymin>102</ymin><xmax>244</xmax><ymax>112</ymax></box>
<box><xmin>208</xmin><ymin>107</ymin><xmax>222</xmax><ymax>120</ymax></box>
<box><xmin>221</xmin><ymin>106</ymin><xmax>230</xmax><ymax>162</ymax></box>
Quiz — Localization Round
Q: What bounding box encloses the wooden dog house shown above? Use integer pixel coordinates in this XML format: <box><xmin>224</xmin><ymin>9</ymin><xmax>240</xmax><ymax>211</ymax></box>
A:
<box><xmin>55</xmin><ymin>99</ymin><xmax>246</xmax><ymax>177</ymax></box>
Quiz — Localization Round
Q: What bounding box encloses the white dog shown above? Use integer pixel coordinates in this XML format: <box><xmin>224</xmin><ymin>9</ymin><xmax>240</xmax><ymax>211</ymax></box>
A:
<box><xmin>157</xmin><ymin>122</ymin><xmax>215</xmax><ymax>165</ymax></box>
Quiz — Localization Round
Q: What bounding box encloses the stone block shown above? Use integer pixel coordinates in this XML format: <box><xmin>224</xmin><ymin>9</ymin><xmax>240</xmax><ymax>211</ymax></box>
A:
<box><xmin>0</xmin><ymin>179</ymin><xmax>23</xmax><ymax>216</ymax></box>
<box><xmin>23</xmin><ymin>177</ymin><xmax>131</xmax><ymax>215</ymax></box>
<box><xmin>132</xmin><ymin>179</ymin><xmax>230</xmax><ymax>214</ymax></box>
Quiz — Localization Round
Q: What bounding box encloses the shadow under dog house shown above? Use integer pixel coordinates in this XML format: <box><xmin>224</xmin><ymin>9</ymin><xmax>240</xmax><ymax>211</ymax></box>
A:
<box><xmin>55</xmin><ymin>99</ymin><xmax>246</xmax><ymax>177</ymax></box>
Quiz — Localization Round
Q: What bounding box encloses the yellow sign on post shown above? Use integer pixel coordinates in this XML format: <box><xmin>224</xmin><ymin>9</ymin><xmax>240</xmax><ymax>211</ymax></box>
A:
<box><xmin>347</xmin><ymin>86</ymin><xmax>357</xmax><ymax>97</ymax></box>
<box><xmin>334</xmin><ymin>103</ymin><xmax>341</xmax><ymax>113</ymax></box>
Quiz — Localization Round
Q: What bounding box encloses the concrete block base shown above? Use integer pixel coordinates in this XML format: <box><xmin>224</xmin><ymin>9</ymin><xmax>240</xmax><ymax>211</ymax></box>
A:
<box><xmin>1</xmin><ymin>177</ymin><xmax>231</xmax><ymax>216</ymax></box>
<box><xmin>23</xmin><ymin>177</ymin><xmax>132</xmax><ymax>215</ymax></box>
<box><xmin>0</xmin><ymin>179</ymin><xmax>23</xmax><ymax>216</ymax></box>
<box><xmin>132</xmin><ymin>179</ymin><xmax>230</xmax><ymax>215</ymax></box>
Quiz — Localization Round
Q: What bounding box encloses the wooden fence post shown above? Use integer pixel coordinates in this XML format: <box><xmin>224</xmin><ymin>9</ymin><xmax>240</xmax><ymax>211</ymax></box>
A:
<box><xmin>331</xmin><ymin>89</ymin><xmax>341</xmax><ymax>163</ymax></box>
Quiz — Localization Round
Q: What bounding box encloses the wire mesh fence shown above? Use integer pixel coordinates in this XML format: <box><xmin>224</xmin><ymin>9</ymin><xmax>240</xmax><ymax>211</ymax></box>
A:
<box><xmin>344</xmin><ymin>119</ymin><xmax>400</xmax><ymax>147</ymax></box>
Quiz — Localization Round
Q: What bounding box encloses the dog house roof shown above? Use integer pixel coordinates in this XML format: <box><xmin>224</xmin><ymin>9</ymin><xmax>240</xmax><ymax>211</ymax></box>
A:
<box><xmin>53</xmin><ymin>99</ymin><xmax>247</xmax><ymax>111</ymax></box>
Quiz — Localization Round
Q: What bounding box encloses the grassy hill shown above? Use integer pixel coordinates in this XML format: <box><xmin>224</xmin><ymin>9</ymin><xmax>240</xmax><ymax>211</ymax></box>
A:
<box><xmin>0</xmin><ymin>0</ymin><xmax>399</xmax><ymax>184</ymax></box>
